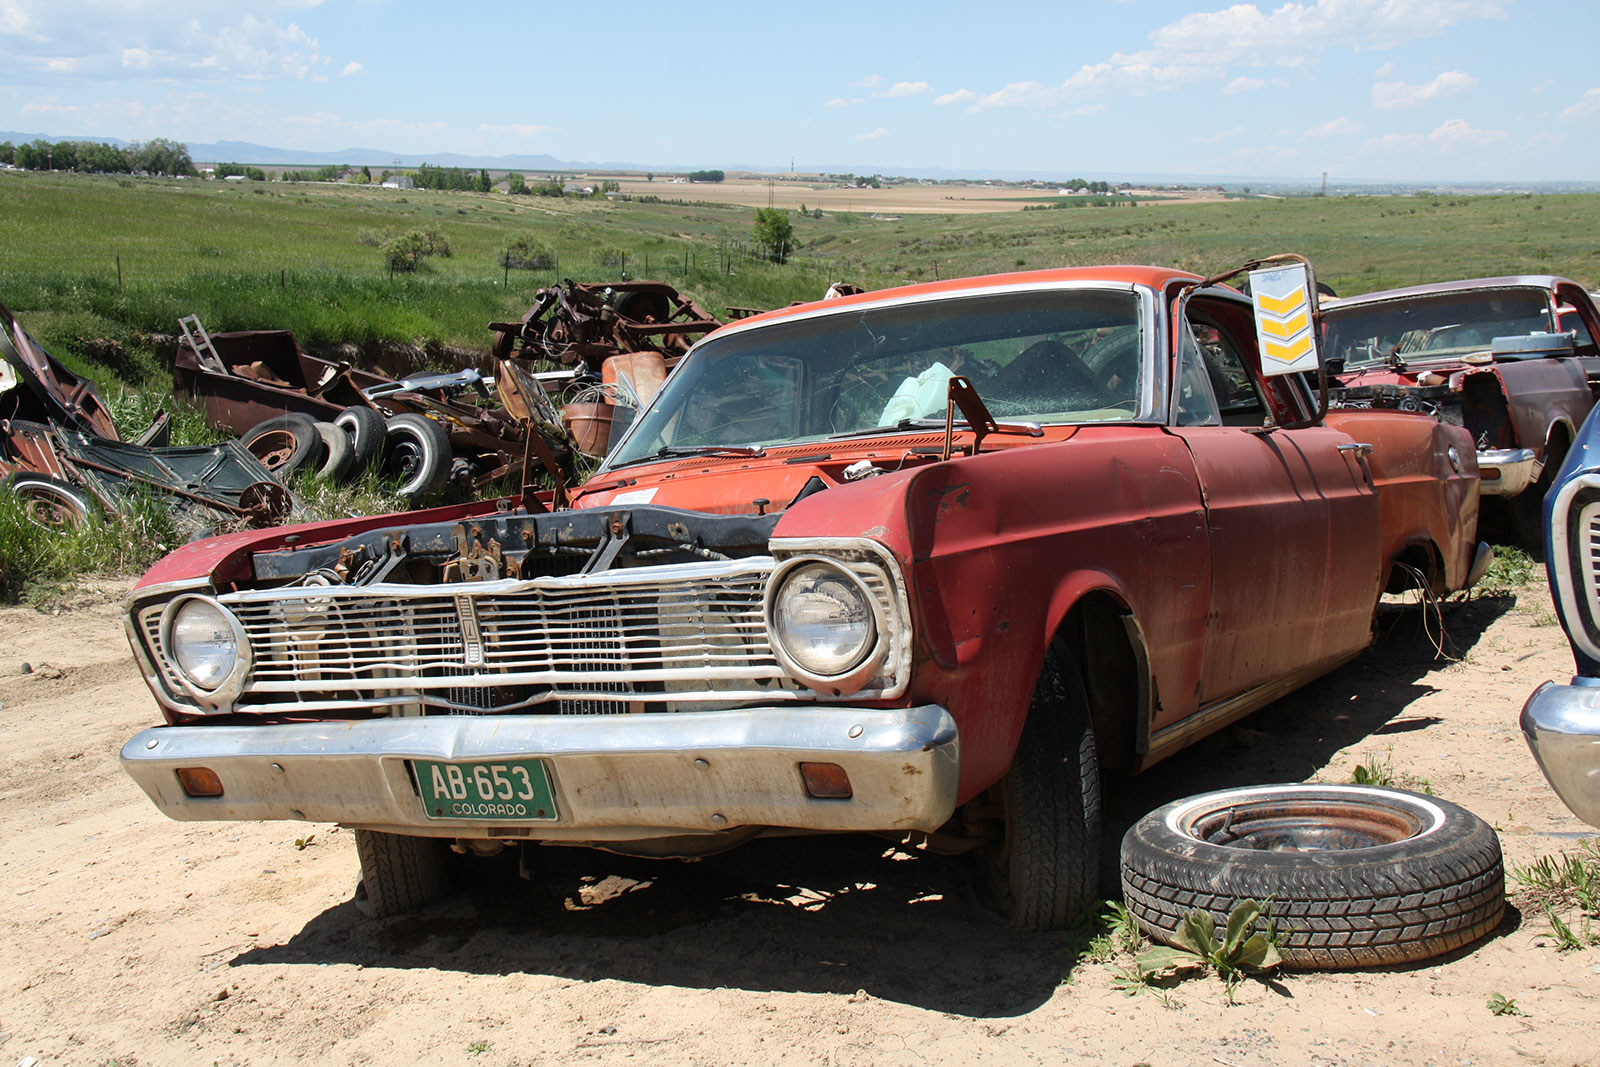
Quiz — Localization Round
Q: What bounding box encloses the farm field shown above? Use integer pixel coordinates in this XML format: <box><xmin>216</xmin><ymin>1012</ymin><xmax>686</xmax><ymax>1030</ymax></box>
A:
<box><xmin>5</xmin><ymin>171</ymin><xmax>1600</xmax><ymax>393</ymax></box>
<box><xmin>0</xmin><ymin>571</ymin><xmax>1595</xmax><ymax>1065</ymax></box>
<box><xmin>605</xmin><ymin>175</ymin><xmax>1213</xmax><ymax>214</ymax></box>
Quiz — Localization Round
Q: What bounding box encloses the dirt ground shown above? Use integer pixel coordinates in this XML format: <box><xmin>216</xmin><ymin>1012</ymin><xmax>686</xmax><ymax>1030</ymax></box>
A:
<box><xmin>1</xmin><ymin>571</ymin><xmax>1596</xmax><ymax>1067</ymax></box>
<box><xmin>609</xmin><ymin>177</ymin><xmax>1226</xmax><ymax>215</ymax></box>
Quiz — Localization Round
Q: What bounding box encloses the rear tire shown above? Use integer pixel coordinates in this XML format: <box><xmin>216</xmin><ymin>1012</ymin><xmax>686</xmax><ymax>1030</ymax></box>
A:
<box><xmin>353</xmin><ymin>829</ymin><xmax>451</xmax><ymax>918</ymax></box>
<box><xmin>381</xmin><ymin>413</ymin><xmax>452</xmax><ymax>500</ymax></box>
<box><xmin>981</xmin><ymin>648</ymin><xmax>1102</xmax><ymax>930</ymax></box>
<box><xmin>334</xmin><ymin>406</ymin><xmax>387</xmax><ymax>472</ymax></box>
<box><xmin>239</xmin><ymin>413</ymin><xmax>323</xmax><ymax>480</ymax></box>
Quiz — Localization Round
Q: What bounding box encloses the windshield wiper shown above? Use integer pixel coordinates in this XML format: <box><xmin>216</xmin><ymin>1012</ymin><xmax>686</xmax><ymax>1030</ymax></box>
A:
<box><xmin>604</xmin><ymin>443</ymin><xmax>766</xmax><ymax>470</ymax></box>
<box><xmin>827</xmin><ymin>418</ymin><xmax>941</xmax><ymax>440</ymax></box>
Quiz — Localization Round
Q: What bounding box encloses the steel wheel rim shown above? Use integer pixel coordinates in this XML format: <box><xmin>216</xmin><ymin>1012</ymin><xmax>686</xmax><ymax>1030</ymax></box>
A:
<box><xmin>1178</xmin><ymin>794</ymin><xmax>1429</xmax><ymax>852</ymax></box>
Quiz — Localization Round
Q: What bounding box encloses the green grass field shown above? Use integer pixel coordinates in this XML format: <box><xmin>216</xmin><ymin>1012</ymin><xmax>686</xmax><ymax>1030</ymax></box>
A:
<box><xmin>5</xmin><ymin>170</ymin><xmax>1600</xmax><ymax>390</ymax></box>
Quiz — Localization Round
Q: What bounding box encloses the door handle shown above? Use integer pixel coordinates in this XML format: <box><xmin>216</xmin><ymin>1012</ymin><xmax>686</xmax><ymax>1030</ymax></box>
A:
<box><xmin>1337</xmin><ymin>442</ymin><xmax>1375</xmax><ymax>457</ymax></box>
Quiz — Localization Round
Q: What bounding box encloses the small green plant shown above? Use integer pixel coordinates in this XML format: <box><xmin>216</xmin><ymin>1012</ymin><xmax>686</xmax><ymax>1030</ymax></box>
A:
<box><xmin>1513</xmin><ymin>839</ymin><xmax>1600</xmax><ymax>912</ymax></box>
<box><xmin>1544</xmin><ymin>905</ymin><xmax>1587</xmax><ymax>951</ymax></box>
<box><xmin>1349</xmin><ymin>746</ymin><xmax>1432</xmax><ymax>794</ymax></box>
<box><xmin>293</xmin><ymin>833</ymin><xmax>315</xmax><ymax>851</ymax></box>
<box><xmin>1486</xmin><ymin>992</ymin><xmax>1522</xmax><ymax>1016</ymax></box>
<box><xmin>1130</xmin><ymin>900</ymin><xmax>1283</xmax><ymax>1002</ymax></box>
<box><xmin>466</xmin><ymin>1040</ymin><xmax>492</xmax><ymax>1055</ymax></box>
<box><xmin>1067</xmin><ymin>900</ymin><xmax>1146</xmax><ymax>967</ymax></box>
<box><xmin>1476</xmin><ymin>544</ymin><xmax>1535</xmax><ymax>595</ymax></box>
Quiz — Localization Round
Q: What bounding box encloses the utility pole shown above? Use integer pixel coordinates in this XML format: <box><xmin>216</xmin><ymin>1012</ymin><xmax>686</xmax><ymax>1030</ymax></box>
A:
<box><xmin>1322</xmin><ymin>171</ymin><xmax>1328</xmax><ymax>197</ymax></box>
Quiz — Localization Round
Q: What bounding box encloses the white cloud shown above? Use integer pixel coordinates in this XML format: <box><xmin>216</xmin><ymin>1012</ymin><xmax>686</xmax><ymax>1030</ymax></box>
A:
<box><xmin>1427</xmin><ymin>117</ymin><xmax>1506</xmax><ymax>149</ymax></box>
<box><xmin>1560</xmin><ymin>87</ymin><xmax>1600</xmax><ymax>121</ymax></box>
<box><xmin>850</xmin><ymin>74</ymin><xmax>886</xmax><ymax>89</ymax></box>
<box><xmin>1374</xmin><ymin>61</ymin><xmax>1396</xmax><ymax>78</ymax></box>
<box><xmin>873</xmin><ymin>80</ymin><xmax>929</xmax><ymax>99</ymax></box>
<box><xmin>1192</xmin><ymin>125</ymin><xmax>1245</xmax><ymax>144</ymax></box>
<box><xmin>935</xmin><ymin>89</ymin><xmax>976</xmax><ymax>107</ymax></box>
<box><xmin>339</xmin><ymin>60</ymin><xmax>362</xmax><ymax>77</ymax></box>
<box><xmin>1</xmin><ymin>3</ymin><xmax>330</xmax><ymax>84</ymax></box>
<box><xmin>475</xmin><ymin>122</ymin><xmax>554</xmax><ymax>139</ymax></box>
<box><xmin>856</xmin><ymin>127</ymin><xmax>888</xmax><ymax>141</ymax></box>
<box><xmin>1371</xmin><ymin>70</ymin><xmax>1477</xmax><ymax>109</ymax></box>
<box><xmin>1221</xmin><ymin>76</ymin><xmax>1265</xmax><ymax>95</ymax></box>
<box><xmin>1304</xmin><ymin>116</ymin><xmax>1361</xmax><ymax>138</ymax></box>
<box><xmin>954</xmin><ymin>1</ymin><xmax>1507</xmax><ymax>113</ymax></box>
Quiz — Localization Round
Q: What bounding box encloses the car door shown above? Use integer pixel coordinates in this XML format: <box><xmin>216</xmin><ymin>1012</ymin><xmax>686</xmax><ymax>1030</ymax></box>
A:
<box><xmin>1166</xmin><ymin>296</ymin><xmax>1384</xmax><ymax>708</ymax></box>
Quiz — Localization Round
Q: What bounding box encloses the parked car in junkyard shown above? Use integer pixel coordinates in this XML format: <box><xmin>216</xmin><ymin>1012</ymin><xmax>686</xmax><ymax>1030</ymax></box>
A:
<box><xmin>1</xmin><ymin>302</ymin><xmax>290</xmax><ymax>529</ymax></box>
<box><xmin>1521</xmin><ymin>403</ymin><xmax>1600</xmax><ymax>826</ymax></box>
<box><xmin>1321</xmin><ymin>276</ymin><xmax>1600</xmax><ymax>542</ymax></box>
<box><xmin>118</xmin><ymin>264</ymin><xmax>1488</xmax><ymax>929</ymax></box>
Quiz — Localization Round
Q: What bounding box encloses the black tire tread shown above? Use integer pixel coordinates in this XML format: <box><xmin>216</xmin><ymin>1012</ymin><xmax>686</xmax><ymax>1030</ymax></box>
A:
<box><xmin>993</xmin><ymin>652</ymin><xmax>1101</xmax><ymax>931</ymax></box>
<box><xmin>1120</xmin><ymin>787</ymin><xmax>1505</xmax><ymax>969</ymax></box>
<box><xmin>353</xmin><ymin>829</ymin><xmax>451</xmax><ymax>919</ymax></box>
<box><xmin>334</xmin><ymin>405</ymin><xmax>387</xmax><ymax>471</ymax></box>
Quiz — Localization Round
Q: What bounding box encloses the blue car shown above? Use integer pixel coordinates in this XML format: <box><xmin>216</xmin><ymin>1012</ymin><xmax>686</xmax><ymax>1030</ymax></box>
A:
<box><xmin>1522</xmin><ymin>403</ymin><xmax>1600</xmax><ymax>826</ymax></box>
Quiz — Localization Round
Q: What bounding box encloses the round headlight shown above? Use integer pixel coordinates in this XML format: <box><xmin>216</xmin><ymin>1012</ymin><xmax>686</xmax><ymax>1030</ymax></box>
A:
<box><xmin>168</xmin><ymin>597</ymin><xmax>241</xmax><ymax>691</ymax></box>
<box><xmin>770</xmin><ymin>561</ymin><xmax>877</xmax><ymax>679</ymax></box>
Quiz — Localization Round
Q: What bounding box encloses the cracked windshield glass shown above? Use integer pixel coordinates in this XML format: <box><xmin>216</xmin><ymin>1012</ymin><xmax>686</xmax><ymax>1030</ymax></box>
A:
<box><xmin>607</xmin><ymin>287</ymin><xmax>1144</xmax><ymax>465</ymax></box>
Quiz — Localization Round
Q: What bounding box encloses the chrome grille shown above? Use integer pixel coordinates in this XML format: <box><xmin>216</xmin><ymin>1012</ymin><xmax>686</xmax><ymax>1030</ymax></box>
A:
<box><xmin>1580</xmin><ymin>500</ymin><xmax>1600</xmax><ymax>630</ymax></box>
<box><xmin>131</xmin><ymin>550</ymin><xmax>909</xmax><ymax>716</ymax></box>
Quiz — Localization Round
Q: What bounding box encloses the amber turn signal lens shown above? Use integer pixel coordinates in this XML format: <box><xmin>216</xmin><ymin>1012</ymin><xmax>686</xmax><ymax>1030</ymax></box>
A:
<box><xmin>799</xmin><ymin>761</ymin><xmax>852</xmax><ymax>799</ymax></box>
<box><xmin>176</xmin><ymin>767</ymin><xmax>224</xmax><ymax>798</ymax></box>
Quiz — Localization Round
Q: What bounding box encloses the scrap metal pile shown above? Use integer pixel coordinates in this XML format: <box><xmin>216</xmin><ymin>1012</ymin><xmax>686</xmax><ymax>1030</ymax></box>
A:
<box><xmin>0</xmin><ymin>302</ymin><xmax>289</xmax><ymax>530</ymax></box>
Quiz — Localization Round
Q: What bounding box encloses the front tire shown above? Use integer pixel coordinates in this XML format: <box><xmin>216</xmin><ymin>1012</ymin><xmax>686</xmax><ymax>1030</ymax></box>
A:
<box><xmin>983</xmin><ymin>649</ymin><xmax>1102</xmax><ymax>930</ymax></box>
<box><xmin>353</xmin><ymin>829</ymin><xmax>451</xmax><ymax>918</ymax></box>
<box><xmin>381</xmin><ymin>413</ymin><xmax>451</xmax><ymax>500</ymax></box>
<box><xmin>1121</xmin><ymin>784</ymin><xmax>1505</xmax><ymax>969</ymax></box>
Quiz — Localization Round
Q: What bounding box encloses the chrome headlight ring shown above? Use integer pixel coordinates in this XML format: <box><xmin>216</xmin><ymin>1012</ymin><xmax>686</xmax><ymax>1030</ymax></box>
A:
<box><xmin>159</xmin><ymin>594</ymin><xmax>251</xmax><ymax>710</ymax></box>
<box><xmin>763</xmin><ymin>555</ymin><xmax>889</xmax><ymax>695</ymax></box>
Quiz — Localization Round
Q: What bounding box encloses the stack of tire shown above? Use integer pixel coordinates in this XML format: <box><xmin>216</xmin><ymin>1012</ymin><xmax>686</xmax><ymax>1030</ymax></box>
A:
<box><xmin>238</xmin><ymin>407</ymin><xmax>453</xmax><ymax>501</ymax></box>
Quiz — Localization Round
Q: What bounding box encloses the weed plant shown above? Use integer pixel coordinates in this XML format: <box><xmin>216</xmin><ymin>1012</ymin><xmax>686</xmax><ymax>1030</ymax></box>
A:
<box><xmin>0</xmin><ymin>488</ymin><xmax>184</xmax><ymax>605</ymax></box>
<box><xmin>1512</xmin><ymin>838</ymin><xmax>1600</xmax><ymax>949</ymax></box>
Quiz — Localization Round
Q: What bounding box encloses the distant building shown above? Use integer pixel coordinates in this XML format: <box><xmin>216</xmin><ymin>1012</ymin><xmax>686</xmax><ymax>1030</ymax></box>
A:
<box><xmin>381</xmin><ymin>176</ymin><xmax>414</xmax><ymax>190</ymax></box>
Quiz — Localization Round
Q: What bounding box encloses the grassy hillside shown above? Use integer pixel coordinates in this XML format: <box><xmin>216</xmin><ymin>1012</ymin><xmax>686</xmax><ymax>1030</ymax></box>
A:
<box><xmin>4</xmin><ymin>171</ymin><xmax>1600</xmax><ymax>390</ymax></box>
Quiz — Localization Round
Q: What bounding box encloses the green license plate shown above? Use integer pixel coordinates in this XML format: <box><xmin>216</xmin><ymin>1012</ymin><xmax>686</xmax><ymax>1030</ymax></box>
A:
<box><xmin>412</xmin><ymin>759</ymin><xmax>559</xmax><ymax>821</ymax></box>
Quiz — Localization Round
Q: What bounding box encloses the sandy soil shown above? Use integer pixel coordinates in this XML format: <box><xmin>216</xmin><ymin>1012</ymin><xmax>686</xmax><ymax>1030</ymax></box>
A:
<box><xmin>1</xmin><ymin>573</ymin><xmax>1596</xmax><ymax>1066</ymax></box>
<box><xmin>608</xmin><ymin>177</ymin><xmax>1225</xmax><ymax>215</ymax></box>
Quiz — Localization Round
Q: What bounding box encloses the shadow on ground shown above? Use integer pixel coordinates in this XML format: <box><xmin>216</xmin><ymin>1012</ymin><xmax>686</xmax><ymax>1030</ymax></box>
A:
<box><xmin>235</xmin><ymin>596</ymin><xmax>1513</xmax><ymax>1016</ymax></box>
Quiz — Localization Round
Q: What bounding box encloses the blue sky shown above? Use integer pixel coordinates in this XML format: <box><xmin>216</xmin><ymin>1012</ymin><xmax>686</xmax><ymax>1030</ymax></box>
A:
<box><xmin>1</xmin><ymin>0</ymin><xmax>1596</xmax><ymax>180</ymax></box>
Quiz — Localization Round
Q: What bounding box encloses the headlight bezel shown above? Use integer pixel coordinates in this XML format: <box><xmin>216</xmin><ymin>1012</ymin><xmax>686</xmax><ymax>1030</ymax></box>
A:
<box><xmin>159</xmin><ymin>594</ymin><xmax>251</xmax><ymax>708</ymax></box>
<box><xmin>764</xmin><ymin>555</ymin><xmax>889</xmax><ymax>694</ymax></box>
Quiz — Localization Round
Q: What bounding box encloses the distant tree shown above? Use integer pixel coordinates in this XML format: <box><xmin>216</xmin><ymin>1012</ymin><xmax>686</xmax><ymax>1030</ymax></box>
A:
<box><xmin>215</xmin><ymin>162</ymin><xmax>266</xmax><ymax>181</ymax></box>
<box><xmin>506</xmin><ymin>172</ymin><xmax>526</xmax><ymax>195</ymax></box>
<box><xmin>688</xmin><ymin>169</ymin><xmax>725</xmax><ymax>183</ymax></box>
<box><xmin>361</xmin><ymin>165</ymin><xmax>372</xmax><ymax>184</ymax></box>
<box><xmin>0</xmin><ymin>141</ymin><xmax>12</xmax><ymax>165</ymax></box>
<box><xmin>751</xmin><ymin>207</ymin><xmax>795</xmax><ymax>264</ymax></box>
<box><xmin>646</xmin><ymin>172</ymin><xmax>654</xmax><ymax>182</ymax></box>
<box><xmin>383</xmin><ymin>228</ymin><xmax>450</xmax><ymax>272</ymax></box>
<box><xmin>534</xmin><ymin>178</ymin><xmax>564</xmax><ymax>197</ymax></box>
<box><xmin>130</xmin><ymin>137</ymin><xmax>196</xmax><ymax>176</ymax></box>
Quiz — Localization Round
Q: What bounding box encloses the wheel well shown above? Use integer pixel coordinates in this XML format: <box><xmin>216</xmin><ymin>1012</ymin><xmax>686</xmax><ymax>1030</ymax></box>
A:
<box><xmin>1055</xmin><ymin>592</ymin><xmax>1145</xmax><ymax>772</ymax></box>
<box><xmin>1386</xmin><ymin>540</ymin><xmax>1444</xmax><ymax>596</ymax></box>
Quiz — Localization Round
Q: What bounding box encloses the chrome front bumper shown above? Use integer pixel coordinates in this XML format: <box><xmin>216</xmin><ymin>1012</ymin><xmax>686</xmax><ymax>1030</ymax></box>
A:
<box><xmin>121</xmin><ymin>705</ymin><xmax>960</xmax><ymax>840</ymax></box>
<box><xmin>1478</xmin><ymin>447</ymin><xmax>1539</xmax><ymax>497</ymax></box>
<box><xmin>1521</xmin><ymin>679</ymin><xmax>1600</xmax><ymax>827</ymax></box>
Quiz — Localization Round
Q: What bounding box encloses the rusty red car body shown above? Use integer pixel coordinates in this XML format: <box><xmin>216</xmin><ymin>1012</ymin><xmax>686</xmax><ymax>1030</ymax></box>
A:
<box><xmin>119</xmin><ymin>266</ymin><xmax>1484</xmax><ymax>928</ymax></box>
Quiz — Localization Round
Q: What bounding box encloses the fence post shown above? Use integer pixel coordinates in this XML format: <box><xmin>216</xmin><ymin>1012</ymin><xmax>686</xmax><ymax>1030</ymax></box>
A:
<box><xmin>644</xmin><ymin>252</ymin><xmax>649</xmax><ymax>275</ymax></box>
<box><xmin>116</xmin><ymin>250</ymin><xmax>122</xmax><ymax>289</ymax></box>
<box><xmin>281</xmin><ymin>269</ymin><xmax>286</xmax><ymax>291</ymax></box>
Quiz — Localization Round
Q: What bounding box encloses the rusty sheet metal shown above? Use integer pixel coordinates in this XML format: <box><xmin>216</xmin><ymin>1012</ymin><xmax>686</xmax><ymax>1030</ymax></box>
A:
<box><xmin>0</xmin><ymin>301</ymin><xmax>119</xmax><ymax>439</ymax></box>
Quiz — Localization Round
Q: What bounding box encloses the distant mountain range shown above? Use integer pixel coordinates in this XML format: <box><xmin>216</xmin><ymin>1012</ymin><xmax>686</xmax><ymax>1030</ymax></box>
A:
<box><xmin>7</xmin><ymin>129</ymin><xmax>1600</xmax><ymax>192</ymax></box>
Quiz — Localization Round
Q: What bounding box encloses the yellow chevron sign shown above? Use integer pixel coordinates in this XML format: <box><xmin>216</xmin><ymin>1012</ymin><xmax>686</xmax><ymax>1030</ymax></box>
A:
<box><xmin>1249</xmin><ymin>264</ymin><xmax>1319</xmax><ymax>377</ymax></box>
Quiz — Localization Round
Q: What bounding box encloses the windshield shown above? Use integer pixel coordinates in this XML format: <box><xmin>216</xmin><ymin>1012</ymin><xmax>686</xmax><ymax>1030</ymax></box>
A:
<box><xmin>1324</xmin><ymin>288</ymin><xmax>1556</xmax><ymax>368</ymax></box>
<box><xmin>606</xmin><ymin>287</ymin><xmax>1145</xmax><ymax>466</ymax></box>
